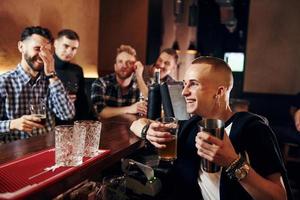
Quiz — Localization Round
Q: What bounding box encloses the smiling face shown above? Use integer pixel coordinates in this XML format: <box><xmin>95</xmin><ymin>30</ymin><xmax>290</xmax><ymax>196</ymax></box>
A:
<box><xmin>18</xmin><ymin>34</ymin><xmax>51</xmax><ymax>72</ymax></box>
<box><xmin>154</xmin><ymin>52</ymin><xmax>177</xmax><ymax>79</ymax></box>
<box><xmin>54</xmin><ymin>36</ymin><xmax>79</xmax><ymax>62</ymax></box>
<box><xmin>182</xmin><ymin>64</ymin><xmax>219</xmax><ymax>117</ymax></box>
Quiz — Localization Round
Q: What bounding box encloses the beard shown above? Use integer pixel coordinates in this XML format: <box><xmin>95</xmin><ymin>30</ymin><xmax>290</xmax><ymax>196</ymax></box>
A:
<box><xmin>116</xmin><ymin>69</ymin><xmax>134</xmax><ymax>80</ymax></box>
<box><xmin>24</xmin><ymin>53</ymin><xmax>44</xmax><ymax>72</ymax></box>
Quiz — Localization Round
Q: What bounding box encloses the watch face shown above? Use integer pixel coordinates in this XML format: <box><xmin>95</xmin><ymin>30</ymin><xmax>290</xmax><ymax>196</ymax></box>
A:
<box><xmin>235</xmin><ymin>163</ymin><xmax>250</xmax><ymax>181</ymax></box>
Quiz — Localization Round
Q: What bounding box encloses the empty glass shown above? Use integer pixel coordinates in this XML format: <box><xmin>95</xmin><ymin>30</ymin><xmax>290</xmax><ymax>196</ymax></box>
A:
<box><xmin>74</xmin><ymin>120</ymin><xmax>102</xmax><ymax>157</ymax></box>
<box><xmin>55</xmin><ymin>125</ymin><xmax>86</xmax><ymax>166</ymax></box>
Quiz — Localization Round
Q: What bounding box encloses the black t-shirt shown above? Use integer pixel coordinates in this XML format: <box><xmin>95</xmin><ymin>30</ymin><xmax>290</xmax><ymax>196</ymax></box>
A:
<box><xmin>220</xmin><ymin>112</ymin><xmax>287</xmax><ymax>200</ymax></box>
<box><xmin>168</xmin><ymin>112</ymin><xmax>291</xmax><ymax>200</ymax></box>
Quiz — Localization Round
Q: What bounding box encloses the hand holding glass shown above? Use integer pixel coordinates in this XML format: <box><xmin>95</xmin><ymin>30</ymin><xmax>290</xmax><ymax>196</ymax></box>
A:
<box><xmin>29</xmin><ymin>98</ymin><xmax>47</xmax><ymax>125</ymax></box>
<box><xmin>198</xmin><ymin>119</ymin><xmax>225</xmax><ymax>173</ymax></box>
<box><xmin>155</xmin><ymin>117</ymin><xmax>178</xmax><ymax>161</ymax></box>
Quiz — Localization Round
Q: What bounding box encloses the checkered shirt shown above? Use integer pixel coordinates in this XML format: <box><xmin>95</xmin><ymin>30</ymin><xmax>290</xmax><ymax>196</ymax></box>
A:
<box><xmin>91</xmin><ymin>73</ymin><xmax>140</xmax><ymax>114</ymax></box>
<box><xmin>0</xmin><ymin>64</ymin><xmax>75</xmax><ymax>143</ymax></box>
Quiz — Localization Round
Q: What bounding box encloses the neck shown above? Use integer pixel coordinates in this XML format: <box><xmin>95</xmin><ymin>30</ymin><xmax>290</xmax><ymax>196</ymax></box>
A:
<box><xmin>116</xmin><ymin>75</ymin><xmax>133</xmax><ymax>89</ymax></box>
<box><xmin>21</xmin><ymin>59</ymin><xmax>39</xmax><ymax>78</ymax></box>
<box><xmin>54</xmin><ymin>54</ymin><xmax>69</xmax><ymax>69</ymax></box>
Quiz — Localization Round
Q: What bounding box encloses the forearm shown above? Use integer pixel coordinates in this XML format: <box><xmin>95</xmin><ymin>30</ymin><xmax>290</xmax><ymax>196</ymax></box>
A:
<box><xmin>130</xmin><ymin>118</ymin><xmax>150</xmax><ymax>138</ymax></box>
<box><xmin>239</xmin><ymin>169</ymin><xmax>286</xmax><ymax>200</ymax></box>
<box><xmin>136</xmin><ymin>75</ymin><xmax>148</xmax><ymax>98</ymax></box>
<box><xmin>98</xmin><ymin>106</ymin><xmax>131</xmax><ymax>119</ymax></box>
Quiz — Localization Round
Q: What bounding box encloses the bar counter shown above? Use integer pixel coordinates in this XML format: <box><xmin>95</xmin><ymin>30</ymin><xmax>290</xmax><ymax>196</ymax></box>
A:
<box><xmin>0</xmin><ymin>114</ymin><xmax>143</xmax><ymax>199</ymax></box>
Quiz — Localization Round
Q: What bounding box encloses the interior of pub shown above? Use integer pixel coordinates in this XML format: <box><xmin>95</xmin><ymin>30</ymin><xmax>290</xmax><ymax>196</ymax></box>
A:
<box><xmin>0</xmin><ymin>0</ymin><xmax>300</xmax><ymax>199</ymax></box>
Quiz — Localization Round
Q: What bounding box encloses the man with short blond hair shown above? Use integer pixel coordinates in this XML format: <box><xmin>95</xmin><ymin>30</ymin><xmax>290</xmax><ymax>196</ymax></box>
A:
<box><xmin>131</xmin><ymin>56</ymin><xmax>291</xmax><ymax>200</ymax></box>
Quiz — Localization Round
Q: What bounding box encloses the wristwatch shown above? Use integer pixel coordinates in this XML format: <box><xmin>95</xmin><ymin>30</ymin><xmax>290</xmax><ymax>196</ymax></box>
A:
<box><xmin>46</xmin><ymin>71</ymin><xmax>57</xmax><ymax>79</ymax></box>
<box><xmin>234</xmin><ymin>161</ymin><xmax>250</xmax><ymax>181</ymax></box>
<box><xmin>226</xmin><ymin>155</ymin><xmax>250</xmax><ymax>181</ymax></box>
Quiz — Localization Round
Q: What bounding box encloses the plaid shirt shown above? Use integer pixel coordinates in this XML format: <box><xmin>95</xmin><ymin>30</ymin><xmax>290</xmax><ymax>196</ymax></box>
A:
<box><xmin>91</xmin><ymin>73</ymin><xmax>140</xmax><ymax>114</ymax></box>
<box><xmin>0</xmin><ymin>64</ymin><xmax>75</xmax><ymax>143</ymax></box>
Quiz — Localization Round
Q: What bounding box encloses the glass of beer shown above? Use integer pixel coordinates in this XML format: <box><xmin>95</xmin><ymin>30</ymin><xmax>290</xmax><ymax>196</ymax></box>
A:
<box><xmin>155</xmin><ymin>117</ymin><xmax>178</xmax><ymax>161</ymax></box>
<box><xmin>29</xmin><ymin>98</ymin><xmax>47</xmax><ymax>125</ymax></box>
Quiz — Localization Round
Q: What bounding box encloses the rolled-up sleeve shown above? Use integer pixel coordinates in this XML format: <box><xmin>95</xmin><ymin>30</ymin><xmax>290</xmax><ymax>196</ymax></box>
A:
<box><xmin>48</xmin><ymin>79</ymin><xmax>75</xmax><ymax>120</ymax></box>
<box><xmin>91</xmin><ymin>79</ymin><xmax>106</xmax><ymax>114</ymax></box>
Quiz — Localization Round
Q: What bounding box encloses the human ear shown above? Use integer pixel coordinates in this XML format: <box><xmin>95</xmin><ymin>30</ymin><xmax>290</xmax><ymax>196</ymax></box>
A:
<box><xmin>17</xmin><ymin>41</ymin><xmax>24</xmax><ymax>53</ymax></box>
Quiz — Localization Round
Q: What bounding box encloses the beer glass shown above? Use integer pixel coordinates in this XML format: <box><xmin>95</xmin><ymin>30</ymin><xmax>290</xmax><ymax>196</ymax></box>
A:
<box><xmin>155</xmin><ymin>117</ymin><xmax>178</xmax><ymax>161</ymax></box>
<box><xmin>198</xmin><ymin>119</ymin><xmax>224</xmax><ymax>173</ymax></box>
<box><xmin>29</xmin><ymin>98</ymin><xmax>47</xmax><ymax>125</ymax></box>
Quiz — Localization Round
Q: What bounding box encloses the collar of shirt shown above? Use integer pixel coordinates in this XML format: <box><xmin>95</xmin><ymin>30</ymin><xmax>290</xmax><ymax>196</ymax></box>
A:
<box><xmin>17</xmin><ymin>64</ymin><xmax>47</xmax><ymax>86</ymax></box>
<box><xmin>112</xmin><ymin>74</ymin><xmax>138</xmax><ymax>90</ymax></box>
<box><xmin>16</xmin><ymin>64</ymin><xmax>31</xmax><ymax>85</ymax></box>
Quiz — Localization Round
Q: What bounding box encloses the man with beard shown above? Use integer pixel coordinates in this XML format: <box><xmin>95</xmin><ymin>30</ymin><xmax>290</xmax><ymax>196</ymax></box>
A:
<box><xmin>0</xmin><ymin>26</ymin><xmax>75</xmax><ymax>143</ymax></box>
<box><xmin>91</xmin><ymin>44</ymin><xmax>147</xmax><ymax>119</ymax></box>
<box><xmin>54</xmin><ymin>29</ymin><xmax>90</xmax><ymax>124</ymax></box>
<box><xmin>143</xmin><ymin>48</ymin><xmax>178</xmax><ymax>85</ymax></box>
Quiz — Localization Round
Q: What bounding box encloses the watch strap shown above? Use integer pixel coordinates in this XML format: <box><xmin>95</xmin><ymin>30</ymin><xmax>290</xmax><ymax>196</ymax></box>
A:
<box><xmin>225</xmin><ymin>155</ymin><xmax>248</xmax><ymax>181</ymax></box>
<box><xmin>46</xmin><ymin>71</ymin><xmax>57</xmax><ymax>79</ymax></box>
<box><xmin>141</xmin><ymin>123</ymin><xmax>150</xmax><ymax>140</ymax></box>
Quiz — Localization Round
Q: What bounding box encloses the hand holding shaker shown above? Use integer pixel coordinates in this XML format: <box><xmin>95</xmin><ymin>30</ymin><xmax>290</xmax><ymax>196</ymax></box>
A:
<box><xmin>198</xmin><ymin>119</ymin><xmax>225</xmax><ymax>173</ymax></box>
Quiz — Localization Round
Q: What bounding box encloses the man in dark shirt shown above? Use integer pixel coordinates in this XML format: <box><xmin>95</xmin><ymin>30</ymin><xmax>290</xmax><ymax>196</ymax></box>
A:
<box><xmin>131</xmin><ymin>56</ymin><xmax>291</xmax><ymax>199</ymax></box>
<box><xmin>54</xmin><ymin>29</ymin><xmax>90</xmax><ymax>124</ymax></box>
<box><xmin>143</xmin><ymin>48</ymin><xmax>178</xmax><ymax>85</ymax></box>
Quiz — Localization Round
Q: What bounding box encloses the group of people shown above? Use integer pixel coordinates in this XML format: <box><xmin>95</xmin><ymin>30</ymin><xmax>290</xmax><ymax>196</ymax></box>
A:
<box><xmin>0</xmin><ymin>25</ymin><xmax>179</xmax><ymax>143</ymax></box>
<box><xmin>0</xmin><ymin>25</ymin><xmax>294</xmax><ymax>199</ymax></box>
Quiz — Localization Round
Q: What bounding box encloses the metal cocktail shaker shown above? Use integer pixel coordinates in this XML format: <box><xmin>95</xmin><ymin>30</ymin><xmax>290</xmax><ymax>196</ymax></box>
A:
<box><xmin>198</xmin><ymin>119</ymin><xmax>225</xmax><ymax>173</ymax></box>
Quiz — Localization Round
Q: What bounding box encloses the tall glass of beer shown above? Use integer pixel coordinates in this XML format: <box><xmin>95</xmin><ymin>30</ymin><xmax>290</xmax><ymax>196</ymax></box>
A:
<box><xmin>155</xmin><ymin>117</ymin><xmax>178</xmax><ymax>161</ymax></box>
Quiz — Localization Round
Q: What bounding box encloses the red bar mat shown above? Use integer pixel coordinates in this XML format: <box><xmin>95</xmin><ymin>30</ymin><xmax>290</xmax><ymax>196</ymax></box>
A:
<box><xmin>0</xmin><ymin>148</ymin><xmax>110</xmax><ymax>200</ymax></box>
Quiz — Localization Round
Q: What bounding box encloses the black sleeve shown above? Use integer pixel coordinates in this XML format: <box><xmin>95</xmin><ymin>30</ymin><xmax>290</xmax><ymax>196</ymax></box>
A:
<box><xmin>244</xmin><ymin>120</ymin><xmax>283</xmax><ymax>177</ymax></box>
<box><xmin>75</xmin><ymin>67</ymin><xmax>90</xmax><ymax>120</ymax></box>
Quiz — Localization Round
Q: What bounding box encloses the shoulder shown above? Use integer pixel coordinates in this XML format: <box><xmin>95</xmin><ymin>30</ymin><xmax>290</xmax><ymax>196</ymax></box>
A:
<box><xmin>70</xmin><ymin>63</ymin><xmax>83</xmax><ymax>72</ymax></box>
<box><xmin>232</xmin><ymin>112</ymin><xmax>274</xmax><ymax>141</ymax></box>
<box><xmin>0</xmin><ymin>70</ymin><xmax>16</xmax><ymax>84</ymax></box>
<box><xmin>67</xmin><ymin>63</ymin><xmax>84</xmax><ymax>76</ymax></box>
<box><xmin>179</xmin><ymin>115</ymin><xmax>201</xmax><ymax>133</ymax></box>
<box><xmin>93</xmin><ymin>74</ymin><xmax>114</xmax><ymax>87</ymax></box>
<box><xmin>233</xmin><ymin>112</ymin><xmax>268</xmax><ymax>128</ymax></box>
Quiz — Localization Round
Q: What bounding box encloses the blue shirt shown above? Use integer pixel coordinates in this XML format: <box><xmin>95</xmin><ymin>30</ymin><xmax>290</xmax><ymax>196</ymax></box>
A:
<box><xmin>0</xmin><ymin>64</ymin><xmax>75</xmax><ymax>143</ymax></box>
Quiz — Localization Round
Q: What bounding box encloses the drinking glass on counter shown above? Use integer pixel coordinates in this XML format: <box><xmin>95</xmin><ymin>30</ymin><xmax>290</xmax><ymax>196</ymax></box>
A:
<box><xmin>74</xmin><ymin>120</ymin><xmax>102</xmax><ymax>157</ymax></box>
<box><xmin>155</xmin><ymin>117</ymin><xmax>178</xmax><ymax>161</ymax></box>
<box><xmin>55</xmin><ymin>125</ymin><xmax>86</xmax><ymax>166</ymax></box>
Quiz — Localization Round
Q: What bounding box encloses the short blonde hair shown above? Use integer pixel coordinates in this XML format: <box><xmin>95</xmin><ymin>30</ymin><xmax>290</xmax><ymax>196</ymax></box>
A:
<box><xmin>117</xmin><ymin>44</ymin><xmax>137</xmax><ymax>58</ymax></box>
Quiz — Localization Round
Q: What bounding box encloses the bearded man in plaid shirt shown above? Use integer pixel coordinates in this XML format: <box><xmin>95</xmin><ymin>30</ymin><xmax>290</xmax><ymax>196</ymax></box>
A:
<box><xmin>91</xmin><ymin>45</ymin><xmax>148</xmax><ymax>119</ymax></box>
<box><xmin>0</xmin><ymin>26</ymin><xmax>75</xmax><ymax>143</ymax></box>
